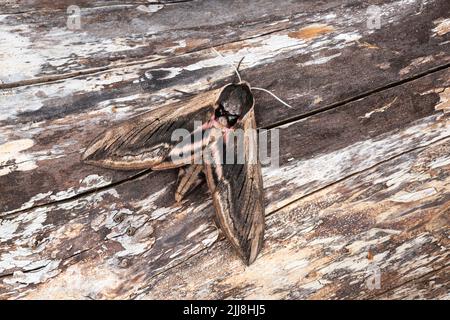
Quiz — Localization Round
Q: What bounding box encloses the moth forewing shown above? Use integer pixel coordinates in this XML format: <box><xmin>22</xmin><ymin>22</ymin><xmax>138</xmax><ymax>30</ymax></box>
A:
<box><xmin>241</xmin><ymin>109</ymin><xmax>265</xmax><ymax>263</ymax></box>
<box><xmin>224</xmin><ymin>129</ymin><xmax>245</xmax><ymax>165</ymax></box>
<box><xmin>204</xmin><ymin>108</ymin><xmax>265</xmax><ymax>265</ymax></box>
<box><xmin>244</xmin><ymin>113</ymin><xmax>259</xmax><ymax>166</ymax></box>
<box><xmin>81</xmin><ymin>89</ymin><xmax>219</xmax><ymax>170</ymax></box>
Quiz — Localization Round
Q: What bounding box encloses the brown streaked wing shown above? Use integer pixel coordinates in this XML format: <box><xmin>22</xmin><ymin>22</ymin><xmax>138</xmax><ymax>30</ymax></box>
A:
<box><xmin>204</xmin><ymin>109</ymin><xmax>265</xmax><ymax>265</ymax></box>
<box><xmin>81</xmin><ymin>89</ymin><xmax>219</xmax><ymax>170</ymax></box>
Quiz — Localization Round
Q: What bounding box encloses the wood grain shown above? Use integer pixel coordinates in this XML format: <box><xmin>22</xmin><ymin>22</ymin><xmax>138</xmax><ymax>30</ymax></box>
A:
<box><xmin>0</xmin><ymin>67</ymin><xmax>448</xmax><ymax>299</ymax></box>
<box><xmin>0</xmin><ymin>0</ymin><xmax>449</xmax><ymax>300</ymax></box>
<box><xmin>1</xmin><ymin>0</ymin><xmax>449</xmax><ymax>214</ymax></box>
<box><xmin>0</xmin><ymin>0</ymin><xmax>349</xmax><ymax>84</ymax></box>
<box><xmin>140</xmin><ymin>137</ymin><xmax>450</xmax><ymax>300</ymax></box>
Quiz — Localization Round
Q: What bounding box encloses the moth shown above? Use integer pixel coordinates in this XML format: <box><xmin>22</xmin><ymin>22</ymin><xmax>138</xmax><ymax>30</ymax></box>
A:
<box><xmin>82</xmin><ymin>52</ymin><xmax>290</xmax><ymax>265</ymax></box>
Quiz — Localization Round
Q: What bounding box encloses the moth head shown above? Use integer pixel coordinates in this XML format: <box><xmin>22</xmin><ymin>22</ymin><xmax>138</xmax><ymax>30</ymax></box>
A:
<box><xmin>211</xmin><ymin>48</ymin><xmax>292</xmax><ymax>113</ymax></box>
<box><xmin>215</xmin><ymin>82</ymin><xmax>254</xmax><ymax>128</ymax></box>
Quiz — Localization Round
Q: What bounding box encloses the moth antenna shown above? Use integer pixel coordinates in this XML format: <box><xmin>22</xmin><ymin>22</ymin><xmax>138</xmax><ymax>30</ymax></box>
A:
<box><xmin>173</xmin><ymin>89</ymin><xmax>195</xmax><ymax>96</ymax></box>
<box><xmin>210</xmin><ymin>48</ymin><xmax>291</xmax><ymax>108</ymax></box>
<box><xmin>236</xmin><ymin>56</ymin><xmax>245</xmax><ymax>73</ymax></box>
<box><xmin>211</xmin><ymin>47</ymin><xmax>242</xmax><ymax>83</ymax></box>
<box><xmin>233</xmin><ymin>57</ymin><xmax>245</xmax><ymax>84</ymax></box>
<box><xmin>252</xmin><ymin>87</ymin><xmax>294</xmax><ymax>109</ymax></box>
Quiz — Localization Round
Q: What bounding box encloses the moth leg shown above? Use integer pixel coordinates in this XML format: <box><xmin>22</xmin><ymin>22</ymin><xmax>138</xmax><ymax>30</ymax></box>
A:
<box><xmin>175</xmin><ymin>164</ymin><xmax>205</xmax><ymax>202</ymax></box>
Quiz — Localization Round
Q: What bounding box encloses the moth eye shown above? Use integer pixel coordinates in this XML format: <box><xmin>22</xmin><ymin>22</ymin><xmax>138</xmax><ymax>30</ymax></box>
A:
<box><xmin>215</xmin><ymin>105</ymin><xmax>225</xmax><ymax>118</ymax></box>
<box><xmin>227</xmin><ymin>115</ymin><xmax>239</xmax><ymax>126</ymax></box>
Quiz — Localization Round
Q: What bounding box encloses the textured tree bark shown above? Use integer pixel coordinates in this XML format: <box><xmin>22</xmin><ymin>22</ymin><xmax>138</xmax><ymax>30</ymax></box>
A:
<box><xmin>0</xmin><ymin>0</ymin><xmax>449</xmax><ymax>299</ymax></box>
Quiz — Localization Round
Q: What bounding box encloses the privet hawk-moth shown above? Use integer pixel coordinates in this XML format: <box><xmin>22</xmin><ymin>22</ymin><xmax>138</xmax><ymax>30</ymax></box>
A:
<box><xmin>82</xmin><ymin>64</ymin><xmax>276</xmax><ymax>265</ymax></box>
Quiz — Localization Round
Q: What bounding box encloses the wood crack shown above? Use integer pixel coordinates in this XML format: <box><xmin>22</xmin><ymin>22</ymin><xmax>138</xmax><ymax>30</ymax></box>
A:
<box><xmin>265</xmin><ymin>63</ymin><xmax>450</xmax><ymax>130</ymax></box>
<box><xmin>2</xmin><ymin>133</ymin><xmax>443</xmax><ymax>284</ymax></box>
<box><xmin>267</xmin><ymin>135</ymin><xmax>450</xmax><ymax>220</ymax></box>
<box><xmin>2</xmin><ymin>66</ymin><xmax>449</xmax><ymax>217</ymax></box>
<box><xmin>2</xmin><ymin>0</ymin><xmax>448</xmax><ymax>300</ymax></box>
<box><xmin>124</xmin><ymin>135</ymin><xmax>450</xmax><ymax>298</ymax></box>
<box><xmin>1</xmin><ymin>63</ymin><xmax>448</xmax><ymax>175</ymax></box>
<box><xmin>0</xmin><ymin>23</ymin><xmax>294</xmax><ymax>90</ymax></box>
<box><xmin>0</xmin><ymin>247</ymin><xmax>92</xmax><ymax>291</ymax></box>
<box><xmin>0</xmin><ymin>168</ymin><xmax>152</xmax><ymax>219</ymax></box>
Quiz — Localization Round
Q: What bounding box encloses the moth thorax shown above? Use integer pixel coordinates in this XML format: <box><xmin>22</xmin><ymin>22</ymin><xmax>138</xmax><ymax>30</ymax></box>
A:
<box><xmin>216</xmin><ymin>83</ymin><xmax>254</xmax><ymax>127</ymax></box>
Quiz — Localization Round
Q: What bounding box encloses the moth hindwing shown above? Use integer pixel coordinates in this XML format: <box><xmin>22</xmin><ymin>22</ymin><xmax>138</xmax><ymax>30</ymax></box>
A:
<box><xmin>82</xmin><ymin>82</ymin><xmax>265</xmax><ymax>265</ymax></box>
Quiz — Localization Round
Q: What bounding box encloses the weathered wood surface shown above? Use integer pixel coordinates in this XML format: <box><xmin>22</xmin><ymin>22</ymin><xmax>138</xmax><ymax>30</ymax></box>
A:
<box><xmin>0</xmin><ymin>0</ymin><xmax>354</xmax><ymax>85</ymax></box>
<box><xmin>0</xmin><ymin>0</ymin><xmax>449</xmax><ymax>299</ymax></box>
<box><xmin>1</xmin><ymin>0</ymin><xmax>449</xmax><ymax>215</ymax></box>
